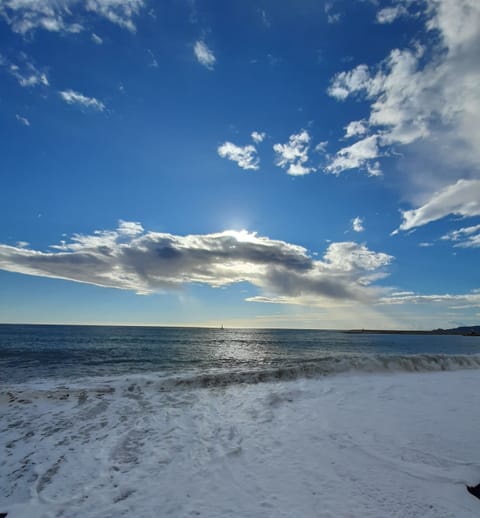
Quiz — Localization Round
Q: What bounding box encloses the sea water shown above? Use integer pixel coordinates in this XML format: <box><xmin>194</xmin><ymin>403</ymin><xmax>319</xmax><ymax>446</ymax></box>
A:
<box><xmin>2</xmin><ymin>324</ymin><xmax>480</xmax><ymax>383</ymax></box>
<box><xmin>2</xmin><ymin>325</ymin><xmax>480</xmax><ymax>517</ymax></box>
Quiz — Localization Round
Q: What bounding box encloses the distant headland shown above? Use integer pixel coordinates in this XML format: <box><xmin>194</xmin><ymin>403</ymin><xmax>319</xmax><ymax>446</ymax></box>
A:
<box><xmin>345</xmin><ymin>326</ymin><xmax>480</xmax><ymax>337</ymax></box>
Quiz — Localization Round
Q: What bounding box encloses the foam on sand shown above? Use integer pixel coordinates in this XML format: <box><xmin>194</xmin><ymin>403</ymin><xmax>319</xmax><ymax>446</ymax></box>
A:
<box><xmin>2</xmin><ymin>369</ymin><xmax>480</xmax><ymax>517</ymax></box>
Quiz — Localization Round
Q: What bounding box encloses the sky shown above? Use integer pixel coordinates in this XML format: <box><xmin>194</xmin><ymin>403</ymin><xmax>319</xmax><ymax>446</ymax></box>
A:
<box><xmin>0</xmin><ymin>0</ymin><xmax>479</xmax><ymax>329</ymax></box>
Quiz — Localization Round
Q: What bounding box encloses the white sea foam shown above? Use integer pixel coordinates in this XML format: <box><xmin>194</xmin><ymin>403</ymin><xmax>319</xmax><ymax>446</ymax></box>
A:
<box><xmin>4</xmin><ymin>352</ymin><xmax>480</xmax><ymax>397</ymax></box>
<box><xmin>2</xmin><ymin>368</ymin><xmax>480</xmax><ymax>517</ymax></box>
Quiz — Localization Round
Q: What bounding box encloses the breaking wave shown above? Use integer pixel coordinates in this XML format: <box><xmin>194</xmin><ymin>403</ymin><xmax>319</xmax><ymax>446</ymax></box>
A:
<box><xmin>4</xmin><ymin>354</ymin><xmax>480</xmax><ymax>401</ymax></box>
<box><xmin>158</xmin><ymin>353</ymin><xmax>480</xmax><ymax>389</ymax></box>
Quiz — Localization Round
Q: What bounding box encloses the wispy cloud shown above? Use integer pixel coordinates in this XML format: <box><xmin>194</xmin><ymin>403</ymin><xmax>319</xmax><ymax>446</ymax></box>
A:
<box><xmin>9</xmin><ymin>61</ymin><xmax>49</xmax><ymax>88</ymax></box>
<box><xmin>273</xmin><ymin>130</ymin><xmax>315</xmax><ymax>176</ymax></box>
<box><xmin>0</xmin><ymin>223</ymin><xmax>394</xmax><ymax>307</ymax></box>
<box><xmin>324</xmin><ymin>1</ymin><xmax>341</xmax><ymax>24</ymax></box>
<box><xmin>91</xmin><ymin>33</ymin><xmax>103</xmax><ymax>44</ymax></box>
<box><xmin>87</xmin><ymin>0</ymin><xmax>144</xmax><ymax>32</ymax></box>
<box><xmin>59</xmin><ymin>89</ymin><xmax>106</xmax><ymax>111</ymax></box>
<box><xmin>441</xmin><ymin>223</ymin><xmax>480</xmax><ymax>248</ymax></box>
<box><xmin>147</xmin><ymin>49</ymin><xmax>158</xmax><ymax>68</ymax></box>
<box><xmin>380</xmin><ymin>290</ymin><xmax>480</xmax><ymax>307</ymax></box>
<box><xmin>194</xmin><ymin>40</ymin><xmax>216</xmax><ymax>70</ymax></box>
<box><xmin>15</xmin><ymin>114</ymin><xmax>30</xmax><ymax>126</ymax></box>
<box><xmin>251</xmin><ymin>131</ymin><xmax>266</xmax><ymax>144</ymax></box>
<box><xmin>258</xmin><ymin>8</ymin><xmax>270</xmax><ymax>28</ymax></box>
<box><xmin>376</xmin><ymin>5</ymin><xmax>408</xmax><ymax>24</ymax></box>
<box><xmin>395</xmin><ymin>179</ymin><xmax>480</xmax><ymax>232</ymax></box>
<box><xmin>218</xmin><ymin>142</ymin><xmax>259</xmax><ymax>170</ymax></box>
<box><xmin>0</xmin><ymin>0</ymin><xmax>145</xmax><ymax>34</ymax></box>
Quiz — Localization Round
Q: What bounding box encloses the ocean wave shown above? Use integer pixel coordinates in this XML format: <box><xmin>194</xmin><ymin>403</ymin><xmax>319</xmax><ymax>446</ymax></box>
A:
<box><xmin>158</xmin><ymin>353</ymin><xmax>480</xmax><ymax>389</ymax></box>
<box><xmin>3</xmin><ymin>354</ymin><xmax>480</xmax><ymax>400</ymax></box>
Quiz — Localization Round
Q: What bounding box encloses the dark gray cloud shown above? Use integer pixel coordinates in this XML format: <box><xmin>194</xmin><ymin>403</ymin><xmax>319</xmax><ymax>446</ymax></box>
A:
<box><xmin>0</xmin><ymin>222</ymin><xmax>394</xmax><ymax>306</ymax></box>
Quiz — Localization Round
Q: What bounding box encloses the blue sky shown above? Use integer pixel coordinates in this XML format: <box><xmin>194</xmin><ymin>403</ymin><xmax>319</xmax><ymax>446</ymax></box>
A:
<box><xmin>0</xmin><ymin>0</ymin><xmax>479</xmax><ymax>329</ymax></box>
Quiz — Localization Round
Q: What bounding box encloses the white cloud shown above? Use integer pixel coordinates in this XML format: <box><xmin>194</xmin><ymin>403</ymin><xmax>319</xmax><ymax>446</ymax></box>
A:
<box><xmin>194</xmin><ymin>40</ymin><xmax>216</xmax><ymax>70</ymax></box>
<box><xmin>91</xmin><ymin>33</ymin><xmax>103</xmax><ymax>44</ymax></box>
<box><xmin>327</xmin><ymin>0</ymin><xmax>480</xmax><ymax>195</ymax></box>
<box><xmin>15</xmin><ymin>114</ymin><xmax>30</xmax><ymax>126</ymax></box>
<box><xmin>273</xmin><ymin>130</ymin><xmax>315</xmax><ymax>176</ymax></box>
<box><xmin>391</xmin><ymin>291</ymin><xmax>415</xmax><ymax>297</ymax></box>
<box><xmin>367</xmin><ymin>48</ymin><xmax>431</xmax><ymax>146</ymax></box>
<box><xmin>314</xmin><ymin>141</ymin><xmax>328</xmax><ymax>153</ymax></box>
<box><xmin>118</xmin><ymin>219</ymin><xmax>144</xmax><ymax>236</ymax></box>
<box><xmin>218</xmin><ymin>142</ymin><xmax>259</xmax><ymax>171</ymax></box>
<box><xmin>344</xmin><ymin>120</ymin><xmax>368</xmax><ymax>139</ymax></box>
<box><xmin>251</xmin><ymin>131</ymin><xmax>266</xmax><ymax>144</ymax></box>
<box><xmin>0</xmin><ymin>0</ymin><xmax>144</xmax><ymax>34</ymax></box>
<box><xmin>376</xmin><ymin>5</ymin><xmax>408</xmax><ymax>24</ymax></box>
<box><xmin>0</xmin><ymin>223</ymin><xmax>394</xmax><ymax>306</ymax></box>
<box><xmin>441</xmin><ymin>223</ymin><xmax>480</xmax><ymax>248</ymax></box>
<box><xmin>147</xmin><ymin>49</ymin><xmax>158</xmax><ymax>68</ymax></box>
<box><xmin>397</xmin><ymin>179</ymin><xmax>480</xmax><ymax>231</ymax></box>
<box><xmin>258</xmin><ymin>9</ymin><xmax>270</xmax><ymax>28</ymax></box>
<box><xmin>352</xmin><ymin>217</ymin><xmax>365</xmax><ymax>232</ymax></box>
<box><xmin>59</xmin><ymin>89</ymin><xmax>105</xmax><ymax>111</ymax></box>
<box><xmin>366</xmin><ymin>161</ymin><xmax>382</xmax><ymax>177</ymax></box>
<box><xmin>9</xmin><ymin>62</ymin><xmax>49</xmax><ymax>88</ymax></box>
<box><xmin>327</xmin><ymin>65</ymin><xmax>372</xmax><ymax>101</ymax></box>
<box><xmin>323</xmin><ymin>242</ymin><xmax>391</xmax><ymax>273</ymax></box>
<box><xmin>380</xmin><ymin>290</ymin><xmax>480</xmax><ymax>307</ymax></box>
<box><xmin>326</xmin><ymin>135</ymin><xmax>381</xmax><ymax>175</ymax></box>
<box><xmin>329</xmin><ymin>50</ymin><xmax>429</xmax><ymax>146</ymax></box>
<box><xmin>86</xmin><ymin>0</ymin><xmax>143</xmax><ymax>32</ymax></box>
<box><xmin>324</xmin><ymin>1</ymin><xmax>341</xmax><ymax>24</ymax></box>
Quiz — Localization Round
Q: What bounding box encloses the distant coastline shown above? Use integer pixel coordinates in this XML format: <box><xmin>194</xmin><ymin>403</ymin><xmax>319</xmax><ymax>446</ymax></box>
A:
<box><xmin>345</xmin><ymin>326</ymin><xmax>480</xmax><ymax>337</ymax></box>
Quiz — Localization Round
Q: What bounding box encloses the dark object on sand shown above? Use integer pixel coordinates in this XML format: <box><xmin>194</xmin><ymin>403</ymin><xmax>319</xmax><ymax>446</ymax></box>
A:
<box><xmin>467</xmin><ymin>484</ymin><xmax>480</xmax><ymax>500</ymax></box>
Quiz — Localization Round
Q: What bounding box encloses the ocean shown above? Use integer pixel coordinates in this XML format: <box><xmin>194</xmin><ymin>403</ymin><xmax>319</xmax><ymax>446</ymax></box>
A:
<box><xmin>2</xmin><ymin>325</ymin><xmax>480</xmax><ymax>517</ymax></box>
<box><xmin>2</xmin><ymin>324</ymin><xmax>480</xmax><ymax>384</ymax></box>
